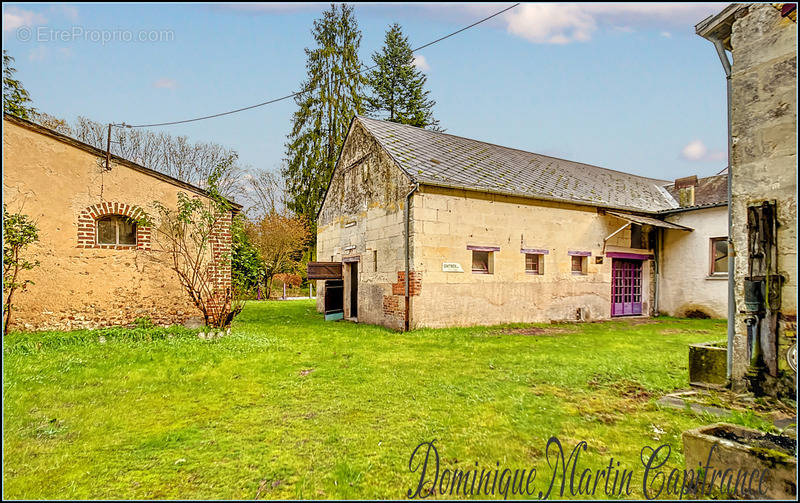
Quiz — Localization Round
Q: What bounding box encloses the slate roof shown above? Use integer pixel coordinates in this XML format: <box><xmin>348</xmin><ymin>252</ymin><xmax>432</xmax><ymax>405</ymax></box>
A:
<box><xmin>663</xmin><ymin>173</ymin><xmax>728</xmax><ymax>209</ymax></box>
<box><xmin>357</xmin><ymin>117</ymin><xmax>679</xmax><ymax>213</ymax></box>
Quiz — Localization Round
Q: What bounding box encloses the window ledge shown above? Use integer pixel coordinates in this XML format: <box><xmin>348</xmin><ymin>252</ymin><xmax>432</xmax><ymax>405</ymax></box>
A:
<box><xmin>525</xmin><ymin>271</ymin><xmax>542</xmax><ymax>275</ymax></box>
<box><xmin>572</xmin><ymin>271</ymin><xmax>587</xmax><ymax>276</ymax></box>
<box><xmin>706</xmin><ymin>275</ymin><xmax>729</xmax><ymax>280</ymax></box>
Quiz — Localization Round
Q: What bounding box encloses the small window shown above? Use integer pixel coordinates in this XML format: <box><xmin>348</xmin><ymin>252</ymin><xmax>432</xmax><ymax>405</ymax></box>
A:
<box><xmin>472</xmin><ymin>250</ymin><xmax>493</xmax><ymax>274</ymax></box>
<box><xmin>571</xmin><ymin>255</ymin><xmax>586</xmax><ymax>275</ymax></box>
<box><xmin>97</xmin><ymin>215</ymin><xmax>136</xmax><ymax>246</ymax></box>
<box><xmin>711</xmin><ymin>237</ymin><xmax>729</xmax><ymax>275</ymax></box>
<box><xmin>525</xmin><ymin>253</ymin><xmax>543</xmax><ymax>275</ymax></box>
<box><xmin>373</xmin><ymin>250</ymin><xmax>378</xmax><ymax>272</ymax></box>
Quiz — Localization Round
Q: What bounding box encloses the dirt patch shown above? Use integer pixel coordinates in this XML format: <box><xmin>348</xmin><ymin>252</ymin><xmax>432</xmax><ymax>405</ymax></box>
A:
<box><xmin>299</xmin><ymin>368</ymin><xmax>314</xmax><ymax>377</ymax></box>
<box><xmin>589</xmin><ymin>375</ymin><xmax>652</xmax><ymax>401</ymax></box>
<box><xmin>495</xmin><ymin>326</ymin><xmax>574</xmax><ymax>337</ymax></box>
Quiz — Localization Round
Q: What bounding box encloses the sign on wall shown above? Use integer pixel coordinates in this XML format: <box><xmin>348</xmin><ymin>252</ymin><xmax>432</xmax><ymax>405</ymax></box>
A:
<box><xmin>442</xmin><ymin>262</ymin><xmax>464</xmax><ymax>273</ymax></box>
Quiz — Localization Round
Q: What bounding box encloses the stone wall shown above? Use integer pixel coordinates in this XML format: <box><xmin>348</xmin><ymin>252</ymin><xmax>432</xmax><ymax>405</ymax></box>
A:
<box><xmin>660</xmin><ymin>206</ymin><xmax>729</xmax><ymax>318</ymax></box>
<box><xmin>409</xmin><ymin>185</ymin><xmax>656</xmax><ymax>328</ymax></box>
<box><xmin>728</xmin><ymin>4</ymin><xmax>797</xmax><ymax>387</ymax></box>
<box><xmin>316</xmin><ymin>119</ymin><xmax>415</xmax><ymax>330</ymax></box>
<box><xmin>2</xmin><ymin>117</ymin><xmax>233</xmax><ymax>331</ymax></box>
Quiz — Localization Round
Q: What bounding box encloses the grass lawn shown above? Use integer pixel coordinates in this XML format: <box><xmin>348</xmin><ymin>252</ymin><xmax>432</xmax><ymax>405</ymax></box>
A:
<box><xmin>3</xmin><ymin>301</ymin><xmax>745</xmax><ymax>499</ymax></box>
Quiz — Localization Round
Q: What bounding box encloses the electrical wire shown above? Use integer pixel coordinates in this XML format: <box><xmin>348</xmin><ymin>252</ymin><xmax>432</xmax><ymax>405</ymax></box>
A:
<box><xmin>118</xmin><ymin>3</ymin><xmax>520</xmax><ymax>128</ymax></box>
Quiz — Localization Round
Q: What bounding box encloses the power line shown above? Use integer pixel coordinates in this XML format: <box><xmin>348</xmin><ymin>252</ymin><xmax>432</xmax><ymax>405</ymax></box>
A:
<box><xmin>119</xmin><ymin>3</ymin><xmax>520</xmax><ymax>129</ymax></box>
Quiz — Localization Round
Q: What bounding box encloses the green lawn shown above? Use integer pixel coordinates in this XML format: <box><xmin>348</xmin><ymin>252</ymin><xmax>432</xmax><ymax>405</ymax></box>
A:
<box><xmin>3</xmin><ymin>301</ymin><xmax>738</xmax><ymax>499</ymax></box>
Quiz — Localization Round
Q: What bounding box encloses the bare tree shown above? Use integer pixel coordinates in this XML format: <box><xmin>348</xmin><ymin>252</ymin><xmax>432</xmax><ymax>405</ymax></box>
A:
<box><xmin>242</xmin><ymin>168</ymin><xmax>287</xmax><ymax>218</ymax></box>
<box><xmin>67</xmin><ymin>116</ymin><xmax>245</xmax><ymax>200</ymax></box>
<box><xmin>152</xmin><ymin>165</ymin><xmax>243</xmax><ymax>328</ymax></box>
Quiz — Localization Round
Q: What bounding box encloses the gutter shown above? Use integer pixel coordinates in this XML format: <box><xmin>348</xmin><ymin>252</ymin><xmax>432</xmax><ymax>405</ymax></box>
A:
<box><xmin>404</xmin><ymin>183</ymin><xmax>419</xmax><ymax>332</ymax></box>
<box><xmin>708</xmin><ymin>35</ymin><xmax>735</xmax><ymax>381</ymax></box>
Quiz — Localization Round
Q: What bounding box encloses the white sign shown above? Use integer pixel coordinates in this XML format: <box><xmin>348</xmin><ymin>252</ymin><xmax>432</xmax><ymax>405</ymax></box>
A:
<box><xmin>442</xmin><ymin>262</ymin><xmax>464</xmax><ymax>273</ymax></box>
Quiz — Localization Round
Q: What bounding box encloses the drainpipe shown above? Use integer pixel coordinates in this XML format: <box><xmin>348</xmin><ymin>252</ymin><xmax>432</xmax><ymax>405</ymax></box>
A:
<box><xmin>404</xmin><ymin>183</ymin><xmax>419</xmax><ymax>332</ymax></box>
<box><xmin>709</xmin><ymin>36</ymin><xmax>735</xmax><ymax>381</ymax></box>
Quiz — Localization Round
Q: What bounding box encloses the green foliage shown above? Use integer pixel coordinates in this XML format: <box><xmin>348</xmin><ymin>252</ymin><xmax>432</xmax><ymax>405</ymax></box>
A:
<box><xmin>2</xmin><ymin>50</ymin><xmax>36</xmax><ymax>119</ymax></box>
<box><xmin>366</xmin><ymin>24</ymin><xmax>439</xmax><ymax>129</ymax></box>
<box><xmin>3</xmin><ymin>205</ymin><xmax>40</xmax><ymax>332</ymax></box>
<box><xmin>726</xmin><ymin>409</ymin><xmax>778</xmax><ymax>433</ymax></box>
<box><xmin>3</xmin><ymin>307</ymin><xmax>737</xmax><ymax>499</ymax></box>
<box><xmin>283</xmin><ymin>3</ymin><xmax>366</xmax><ymax>223</ymax></box>
<box><xmin>231</xmin><ymin>214</ymin><xmax>264</xmax><ymax>293</ymax></box>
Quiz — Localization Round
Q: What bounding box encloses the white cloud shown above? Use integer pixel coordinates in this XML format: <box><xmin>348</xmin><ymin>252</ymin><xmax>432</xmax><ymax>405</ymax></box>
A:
<box><xmin>412</xmin><ymin>54</ymin><xmax>430</xmax><ymax>71</ymax></box>
<box><xmin>660</xmin><ymin>31</ymin><xmax>672</xmax><ymax>38</ymax></box>
<box><xmin>681</xmin><ymin>140</ymin><xmax>725</xmax><ymax>162</ymax></box>
<box><xmin>3</xmin><ymin>6</ymin><xmax>47</xmax><ymax>32</ymax></box>
<box><xmin>471</xmin><ymin>2</ymin><xmax>726</xmax><ymax>45</ymax></box>
<box><xmin>505</xmin><ymin>4</ymin><xmax>596</xmax><ymax>44</ymax></box>
<box><xmin>153</xmin><ymin>78</ymin><xmax>178</xmax><ymax>89</ymax></box>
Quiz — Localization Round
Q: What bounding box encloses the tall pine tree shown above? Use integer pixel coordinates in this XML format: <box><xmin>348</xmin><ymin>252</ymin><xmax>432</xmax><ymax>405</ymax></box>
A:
<box><xmin>283</xmin><ymin>3</ymin><xmax>366</xmax><ymax>224</ymax></box>
<box><xmin>2</xmin><ymin>50</ymin><xmax>36</xmax><ymax>119</ymax></box>
<box><xmin>367</xmin><ymin>24</ymin><xmax>438</xmax><ymax>129</ymax></box>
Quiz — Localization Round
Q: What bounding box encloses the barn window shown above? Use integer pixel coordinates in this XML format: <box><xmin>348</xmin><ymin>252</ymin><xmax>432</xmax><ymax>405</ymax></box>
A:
<box><xmin>710</xmin><ymin>237</ymin><xmax>729</xmax><ymax>275</ymax></box>
<box><xmin>97</xmin><ymin>215</ymin><xmax>137</xmax><ymax>246</ymax></box>
<box><xmin>525</xmin><ymin>253</ymin><xmax>543</xmax><ymax>275</ymax></box>
<box><xmin>472</xmin><ymin>251</ymin><xmax>493</xmax><ymax>274</ymax></box>
<box><xmin>571</xmin><ymin>255</ymin><xmax>586</xmax><ymax>275</ymax></box>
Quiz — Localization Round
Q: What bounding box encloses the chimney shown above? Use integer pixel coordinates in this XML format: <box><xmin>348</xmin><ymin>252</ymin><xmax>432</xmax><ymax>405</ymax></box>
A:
<box><xmin>675</xmin><ymin>175</ymin><xmax>698</xmax><ymax>207</ymax></box>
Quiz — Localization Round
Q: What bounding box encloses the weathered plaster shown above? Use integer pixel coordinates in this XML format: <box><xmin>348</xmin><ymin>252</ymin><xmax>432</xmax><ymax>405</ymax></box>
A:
<box><xmin>2</xmin><ymin>118</ymin><xmax>231</xmax><ymax>330</ymax></box>
<box><xmin>660</xmin><ymin>206</ymin><xmax>729</xmax><ymax>318</ymax></box>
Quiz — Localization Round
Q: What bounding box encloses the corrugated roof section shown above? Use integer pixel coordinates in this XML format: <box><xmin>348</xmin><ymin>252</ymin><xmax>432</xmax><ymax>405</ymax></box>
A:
<box><xmin>357</xmin><ymin>117</ymin><xmax>679</xmax><ymax>213</ymax></box>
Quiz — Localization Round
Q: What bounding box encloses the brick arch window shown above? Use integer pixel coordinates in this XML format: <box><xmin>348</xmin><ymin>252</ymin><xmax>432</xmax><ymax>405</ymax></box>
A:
<box><xmin>77</xmin><ymin>202</ymin><xmax>151</xmax><ymax>250</ymax></box>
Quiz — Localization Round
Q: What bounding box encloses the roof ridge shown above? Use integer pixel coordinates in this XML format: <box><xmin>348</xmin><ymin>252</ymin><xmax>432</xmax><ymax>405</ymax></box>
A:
<box><xmin>356</xmin><ymin>115</ymin><xmax>670</xmax><ymax>184</ymax></box>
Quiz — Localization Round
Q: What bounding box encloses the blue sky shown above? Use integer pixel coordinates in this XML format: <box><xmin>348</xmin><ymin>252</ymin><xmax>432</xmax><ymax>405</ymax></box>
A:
<box><xmin>3</xmin><ymin>2</ymin><xmax>730</xmax><ymax>183</ymax></box>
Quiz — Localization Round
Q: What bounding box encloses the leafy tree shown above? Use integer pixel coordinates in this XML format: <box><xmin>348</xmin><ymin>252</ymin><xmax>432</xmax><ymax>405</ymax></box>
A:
<box><xmin>153</xmin><ymin>163</ymin><xmax>243</xmax><ymax>328</ymax></box>
<box><xmin>3</xmin><ymin>205</ymin><xmax>40</xmax><ymax>332</ymax></box>
<box><xmin>231</xmin><ymin>214</ymin><xmax>264</xmax><ymax>295</ymax></box>
<box><xmin>3</xmin><ymin>51</ymin><xmax>36</xmax><ymax>119</ymax></box>
<box><xmin>367</xmin><ymin>24</ymin><xmax>439</xmax><ymax>129</ymax></box>
<box><xmin>283</xmin><ymin>3</ymin><xmax>366</xmax><ymax>226</ymax></box>
<box><xmin>246</xmin><ymin>213</ymin><xmax>310</xmax><ymax>300</ymax></box>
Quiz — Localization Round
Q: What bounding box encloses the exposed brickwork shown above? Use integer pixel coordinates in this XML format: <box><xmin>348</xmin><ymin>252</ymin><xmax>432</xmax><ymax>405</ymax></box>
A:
<box><xmin>383</xmin><ymin>295</ymin><xmax>401</xmax><ymax>317</ymax></box>
<box><xmin>391</xmin><ymin>271</ymin><xmax>421</xmax><ymax>296</ymax></box>
<box><xmin>206</xmin><ymin>211</ymin><xmax>233</xmax><ymax>311</ymax></box>
<box><xmin>76</xmin><ymin>201</ymin><xmax>152</xmax><ymax>250</ymax></box>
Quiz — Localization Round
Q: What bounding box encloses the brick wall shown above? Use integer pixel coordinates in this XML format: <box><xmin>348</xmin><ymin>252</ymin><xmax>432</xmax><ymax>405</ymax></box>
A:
<box><xmin>76</xmin><ymin>201</ymin><xmax>152</xmax><ymax>250</ymax></box>
<box><xmin>206</xmin><ymin>210</ymin><xmax>233</xmax><ymax>311</ymax></box>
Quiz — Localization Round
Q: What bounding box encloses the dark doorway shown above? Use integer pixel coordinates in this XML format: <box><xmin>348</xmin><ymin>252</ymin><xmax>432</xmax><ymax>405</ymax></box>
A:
<box><xmin>323</xmin><ymin>280</ymin><xmax>343</xmax><ymax>320</ymax></box>
<box><xmin>349</xmin><ymin>262</ymin><xmax>358</xmax><ymax>318</ymax></box>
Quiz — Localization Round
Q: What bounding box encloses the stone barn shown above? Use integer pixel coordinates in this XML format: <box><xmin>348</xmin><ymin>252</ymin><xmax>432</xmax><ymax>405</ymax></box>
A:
<box><xmin>2</xmin><ymin>113</ymin><xmax>239</xmax><ymax>330</ymax></box>
<box><xmin>311</xmin><ymin>116</ymin><xmax>729</xmax><ymax>330</ymax></box>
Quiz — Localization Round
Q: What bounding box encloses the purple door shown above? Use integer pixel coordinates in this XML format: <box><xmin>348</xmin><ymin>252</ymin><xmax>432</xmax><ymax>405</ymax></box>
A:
<box><xmin>611</xmin><ymin>259</ymin><xmax>643</xmax><ymax>316</ymax></box>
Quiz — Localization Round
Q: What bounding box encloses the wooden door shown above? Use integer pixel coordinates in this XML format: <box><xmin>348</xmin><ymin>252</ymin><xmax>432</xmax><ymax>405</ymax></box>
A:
<box><xmin>612</xmin><ymin>259</ymin><xmax>643</xmax><ymax>316</ymax></box>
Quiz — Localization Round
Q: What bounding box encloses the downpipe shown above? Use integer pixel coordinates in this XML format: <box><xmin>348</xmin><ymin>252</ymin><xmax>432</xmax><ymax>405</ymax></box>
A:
<box><xmin>404</xmin><ymin>183</ymin><xmax>419</xmax><ymax>332</ymax></box>
<box><xmin>710</xmin><ymin>36</ymin><xmax>736</xmax><ymax>381</ymax></box>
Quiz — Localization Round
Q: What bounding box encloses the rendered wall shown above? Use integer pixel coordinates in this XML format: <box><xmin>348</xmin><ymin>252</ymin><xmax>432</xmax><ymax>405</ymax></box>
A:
<box><xmin>660</xmin><ymin>206</ymin><xmax>729</xmax><ymax>319</ymax></box>
<box><xmin>2</xmin><ymin>118</ymin><xmax>231</xmax><ymax>330</ymax></box>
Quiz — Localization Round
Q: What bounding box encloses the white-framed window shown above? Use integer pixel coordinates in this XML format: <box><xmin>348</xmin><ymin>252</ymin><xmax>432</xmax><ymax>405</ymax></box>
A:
<box><xmin>710</xmin><ymin>237</ymin><xmax>729</xmax><ymax>275</ymax></box>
